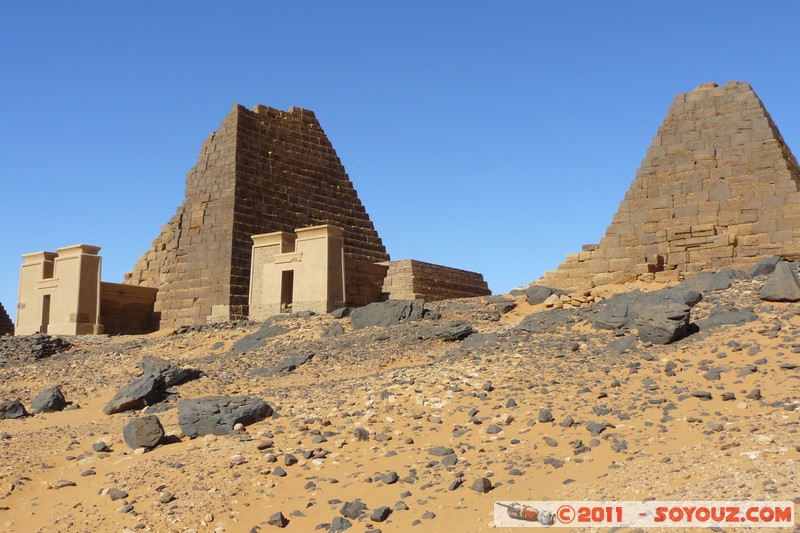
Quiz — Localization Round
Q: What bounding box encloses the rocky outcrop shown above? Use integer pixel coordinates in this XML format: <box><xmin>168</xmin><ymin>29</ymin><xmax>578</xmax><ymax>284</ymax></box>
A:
<box><xmin>0</xmin><ymin>400</ymin><xmax>28</xmax><ymax>419</ymax></box>
<box><xmin>178</xmin><ymin>396</ymin><xmax>273</xmax><ymax>437</ymax></box>
<box><xmin>759</xmin><ymin>261</ymin><xmax>800</xmax><ymax>302</ymax></box>
<box><xmin>590</xmin><ymin>286</ymin><xmax>701</xmax><ymax>333</ymax></box>
<box><xmin>634</xmin><ymin>303</ymin><xmax>692</xmax><ymax>344</ymax></box>
<box><xmin>30</xmin><ymin>385</ymin><xmax>68</xmax><ymax>413</ymax></box>
<box><xmin>103</xmin><ymin>357</ymin><xmax>202</xmax><ymax>415</ymax></box>
<box><xmin>350</xmin><ymin>299</ymin><xmax>426</xmax><ymax>329</ymax></box>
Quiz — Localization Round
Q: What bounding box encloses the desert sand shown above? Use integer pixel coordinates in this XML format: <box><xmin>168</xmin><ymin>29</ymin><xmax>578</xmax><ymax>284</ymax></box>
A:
<box><xmin>0</xmin><ymin>276</ymin><xmax>798</xmax><ymax>533</ymax></box>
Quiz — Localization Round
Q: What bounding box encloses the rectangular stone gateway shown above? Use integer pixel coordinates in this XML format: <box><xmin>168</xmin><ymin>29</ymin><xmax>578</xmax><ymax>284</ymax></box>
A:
<box><xmin>124</xmin><ymin>104</ymin><xmax>389</xmax><ymax>328</ymax></box>
<box><xmin>249</xmin><ymin>225</ymin><xmax>350</xmax><ymax>318</ymax></box>
<box><xmin>16</xmin><ymin>245</ymin><xmax>158</xmax><ymax>336</ymax></box>
<box><xmin>538</xmin><ymin>81</ymin><xmax>800</xmax><ymax>290</ymax></box>
<box><xmin>17</xmin><ymin>245</ymin><xmax>104</xmax><ymax>336</ymax></box>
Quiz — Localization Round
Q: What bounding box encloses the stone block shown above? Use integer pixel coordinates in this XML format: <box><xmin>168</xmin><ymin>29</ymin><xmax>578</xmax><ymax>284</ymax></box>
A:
<box><xmin>769</xmin><ymin>229</ymin><xmax>793</xmax><ymax>243</ymax></box>
<box><xmin>654</xmin><ymin>270</ymin><xmax>682</xmax><ymax>283</ymax></box>
<box><xmin>602</xmin><ymin>254</ymin><xmax>629</xmax><ymax>269</ymax></box>
<box><xmin>649</xmin><ymin>195</ymin><xmax>673</xmax><ymax>209</ymax></box>
<box><xmin>586</xmin><ymin>259</ymin><xmax>610</xmax><ymax>274</ymax></box>
<box><xmin>708</xmin><ymin>183</ymin><xmax>732</xmax><ymax>201</ymax></box>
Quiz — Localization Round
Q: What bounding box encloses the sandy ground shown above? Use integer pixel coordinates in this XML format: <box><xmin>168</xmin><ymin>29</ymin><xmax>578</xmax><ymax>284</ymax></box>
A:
<box><xmin>0</xmin><ymin>280</ymin><xmax>798</xmax><ymax>533</ymax></box>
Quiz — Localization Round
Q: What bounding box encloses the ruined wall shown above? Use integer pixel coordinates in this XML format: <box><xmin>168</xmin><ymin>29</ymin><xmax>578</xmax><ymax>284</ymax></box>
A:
<box><xmin>100</xmin><ymin>283</ymin><xmax>158</xmax><ymax>335</ymax></box>
<box><xmin>126</xmin><ymin>104</ymin><xmax>388</xmax><ymax>328</ymax></box>
<box><xmin>381</xmin><ymin>260</ymin><xmax>491</xmax><ymax>301</ymax></box>
<box><xmin>345</xmin><ymin>259</ymin><xmax>389</xmax><ymax>308</ymax></box>
<box><xmin>539</xmin><ymin>81</ymin><xmax>800</xmax><ymax>290</ymax></box>
<box><xmin>0</xmin><ymin>302</ymin><xmax>13</xmax><ymax>336</ymax></box>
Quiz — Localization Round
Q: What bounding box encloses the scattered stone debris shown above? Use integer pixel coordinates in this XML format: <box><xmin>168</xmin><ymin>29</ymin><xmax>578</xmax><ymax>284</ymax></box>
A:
<box><xmin>0</xmin><ymin>334</ymin><xmax>71</xmax><ymax>362</ymax></box>
<box><xmin>0</xmin><ymin>260</ymin><xmax>799</xmax><ymax>531</ymax></box>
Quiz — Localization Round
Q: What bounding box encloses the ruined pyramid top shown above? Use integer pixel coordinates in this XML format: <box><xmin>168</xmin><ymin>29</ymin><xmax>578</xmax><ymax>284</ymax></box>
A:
<box><xmin>538</xmin><ymin>81</ymin><xmax>800</xmax><ymax>290</ymax></box>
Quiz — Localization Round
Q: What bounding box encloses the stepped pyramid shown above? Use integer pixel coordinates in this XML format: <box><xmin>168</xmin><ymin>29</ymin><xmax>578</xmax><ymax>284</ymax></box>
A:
<box><xmin>125</xmin><ymin>104</ymin><xmax>388</xmax><ymax>328</ymax></box>
<box><xmin>539</xmin><ymin>81</ymin><xmax>800</xmax><ymax>291</ymax></box>
<box><xmin>0</xmin><ymin>302</ymin><xmax>13</xmax><ymax>335</ymax></box>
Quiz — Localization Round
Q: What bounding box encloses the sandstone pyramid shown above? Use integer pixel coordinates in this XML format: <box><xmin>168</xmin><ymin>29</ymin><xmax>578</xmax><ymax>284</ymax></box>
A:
<box><xmin>125</xmin><ymin>105</ymin><xmax>388</xmax><ymax>328</ymax></box>
<box><xmin>0</xmin><ymin>302</ymin><xmax>13</xmax><ymax>335</ymax></box>
<box><xmin>539</xmin><ymin>81</ymin><xmax>800</xmax><ymax>291</ymax></box>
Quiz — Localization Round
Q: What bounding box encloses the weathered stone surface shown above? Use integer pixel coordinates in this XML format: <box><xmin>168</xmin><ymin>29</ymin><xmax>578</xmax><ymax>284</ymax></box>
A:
<box><xmin>103</xmin><ymin>374</ymin><xmax>164</xmax><ymax>416</ymax></box>
<box><xmin>30</xmin><ymin>386</ymin><xmax>67</xmax><ymax>413</ymax></box>
<box><xmin>125</xmin><ymin>104</ymin><xmax>389</xmax><ymax>329</ymax></box>
<box><xmin>433</xmin><ymin>321</ymin><xmax>474</xmax><ymax>342</ymax></box>
<box><xmin>141</xmin><ymin>356</ymin><xmax>203</xmax><ymax>388</ymax></box>
<box><xmin>330</xmin><ymin>307</ymin><xmax>351</xmax><ymax>319</ymax></box>
<box><xmin>537</xmin><ymin>82</ymin><xmax>800</xmax><ymax>291</ymax></box>
<box><xmin>634</xmin><ymin>303</ymin><xmax>691</xmax><ymax>344</ymax></box>
<box><xmin>760</xmin><ymin>261</ymin><xmax>800</xmax><ymax>302</ymax></box>
<box><xmin>0</xmin><ymin>334</ymin><xmax>71</xmax><ymax>362</ymax></box>
<box><xmin>123</xmin><ymin>415</ymin><xmax>165</xmax><ymax>449</ymax></box>
<box><xmin>681</xmin><ymin>268</ymin><xmax>745</xmax><ymax>293</ymax></box>
<box><xmin>0</xmin><ymin>400</ymin><xmax>28</xmax><ymax>419</ymax></box>
<box><xmin>321</xmin><ymin>322</ymin><xmax>345</xmax><ymax>337</ymax></box>
<box><xmin>104</xmin><ymin>357</ymin><xmax>202</xmax><ymax>415</ymax></box>
<box><xmin>267</xmin><ymin>511</ymin><xmax>288</xmax><ymax>528</ymax></box>
<box><xmin>340</xmin><ymin>500</ymin><xmax>367</xmax><ymax>519</ymax></box>
<box><xmin>230</xmin><ymin>319</ymin><xmax>290</xmax><ymax>354</ymax></box>
<box><xmin>750</xmin><ymin>256</ymin><xmax>782</xmax><ymax>277</ymax></box>
<box><xmin>605</xmin><ymin>336</ymin><xmax>638</xmax><ymax>355</ymax></box>
<box><xmin>696</xmin><ymin>306</ymin><xmax>758</xmax><ymax>330</ymax></box>
<box><xmin>350</xmin><ymin>300</ymin><xmax>425</xmax><ymax>329</ymax></box>
<box><xmin>525</xmin><ymin>286</ymin><xmax>555</xmax><ymax>305</ymax></box>
<box><xmin>486</xmin><ymin>296</ymin><xmax>517</xmax><ymax>314</ymax></box>
<box><xmin>0</xmin><ymin>302</ymin><xmax>13</xmax><ymax>336</ymax></box>
<box><xmin>590</xmin><ymin>298</ymin><xmax>632</xmax><ymax>331</ymax></box>
<box><xmin>516</xmin><ymin>309</ymin><xmax>579</xmax><ymax>334</ymax></box>
<box><xmin>178</xmin><ymin>396</ymin><xmax>272</xmax><ymax>437</ymax></box>
<box><xmin>590</xmin><ymin>286</ymin><xmax>701</xmax><ymax>332</ymax></box>
<box><xmin>267</xmin><ymin>352</ymin><xmax>314</xmax><ymax>375</ymax></box>
<box><xmin>380</xmin><ymin>260</ymin><xmax>490</xmax><ymax>302</ymax></box>
<box><xmin>469</xmin><ymin>477</ymin><xmax>492</xmax><ymax>493</ymax></box>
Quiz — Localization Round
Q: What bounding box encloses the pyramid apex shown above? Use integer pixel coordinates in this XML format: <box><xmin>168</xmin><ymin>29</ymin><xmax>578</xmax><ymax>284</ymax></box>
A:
<box><xmin>692</xmin><ymin>81</ymin><xmax>751</xmax><ymax>92</ymax></box>
<box><xmin>694</xmin><ymin>82</ymin><xmax>719</xmax><ymax>90</ymax></box>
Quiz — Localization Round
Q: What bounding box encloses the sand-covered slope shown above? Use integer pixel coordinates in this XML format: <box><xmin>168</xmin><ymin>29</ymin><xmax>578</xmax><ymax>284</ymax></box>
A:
<box><xmin>0</xmin><ymin>272</ymin><xmax>798</xmax><ymax>532</ymax></box>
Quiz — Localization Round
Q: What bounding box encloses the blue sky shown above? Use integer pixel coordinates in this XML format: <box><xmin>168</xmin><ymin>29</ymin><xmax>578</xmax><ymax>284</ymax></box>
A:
<box><xmin>2</xmin><ymin>2</ymin><xmax>800</xmax><ymax>322</ymax></box>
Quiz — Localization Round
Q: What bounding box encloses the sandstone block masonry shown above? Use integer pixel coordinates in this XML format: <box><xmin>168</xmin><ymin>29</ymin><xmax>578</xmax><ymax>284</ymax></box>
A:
<box><xmin>381</xmin><ymin>260</ymin><xmax>490</xmax><ymax>301</ymax></box>
<box><xmin>0</xmin><ymin>302</ymin><xmax>13</xmax><ymax>336</ymax></box>
<box><xmin>538</xmin><ymin>81</ymin><xmax>800</xmax><ymax>291</ymax></box>
<box><xmin>124</xmin><ymin>105</ymin><xmax>389</xmax><ymax>328</ymax></box>
<box><xmin>16</xmin><ymin>245</ymin><xmax>157</xmax><ymax>336</ymax></box>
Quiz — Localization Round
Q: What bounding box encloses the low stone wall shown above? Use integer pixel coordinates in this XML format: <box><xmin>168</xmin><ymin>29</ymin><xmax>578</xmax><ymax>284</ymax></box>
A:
<box><xmin>0</xmin><ymin>302</ymin><xmax>14</xmax><ymax>336</ymax></box>
<box><xmin>100</xmin><ymin>283</ymin><xmax>158</xmax><ymax>335</ymax></box>
<box><xmin>381</xmin><ymin>260</ymin><xmax>490</xmax><ymax>301</ymax></box>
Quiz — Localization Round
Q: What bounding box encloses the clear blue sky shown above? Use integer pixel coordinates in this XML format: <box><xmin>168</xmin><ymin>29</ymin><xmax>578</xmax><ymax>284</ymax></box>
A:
<box><xmin>3</xmin><ymin>2</ymin><xmax>800</xmax><ymax>322</ymax></box>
